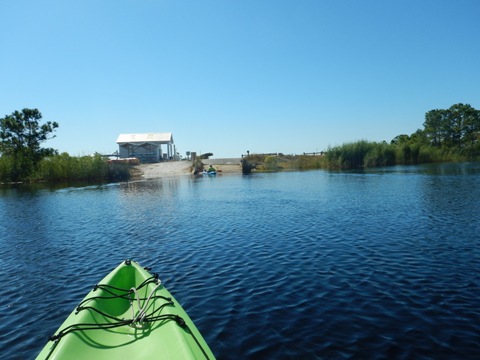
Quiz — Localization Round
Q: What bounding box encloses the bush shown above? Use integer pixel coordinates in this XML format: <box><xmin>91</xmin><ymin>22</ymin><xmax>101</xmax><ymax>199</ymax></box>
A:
<box><xmin>263</xmin><ymin>155</ymin><xmax>279</xmax><ymax>170</ymax></box>
<box><xmin>191</xmin><ymin>157</ymin><xmax>204</xmax><ymax>174</ymax></box>
<box><xmin>0</xmin><ymin>156</ymin><xmax>14</xmax><ymax>182</ymax></box>
<box><xmin>241</xmin><ymin>157</ymin><xmax>257</xmax><ymax>174</ymax></box>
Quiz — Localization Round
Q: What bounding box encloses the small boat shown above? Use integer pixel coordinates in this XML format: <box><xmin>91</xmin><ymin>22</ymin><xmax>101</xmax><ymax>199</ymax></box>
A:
<box><xmin>202</xmin><ymin>170</ymin><xmax>217</xmax><ymax>176</ymax></box>
<box><xmin>36</xmin><ymin>260</ymin><xmax>215</xmax><ymax>360</ymax></box>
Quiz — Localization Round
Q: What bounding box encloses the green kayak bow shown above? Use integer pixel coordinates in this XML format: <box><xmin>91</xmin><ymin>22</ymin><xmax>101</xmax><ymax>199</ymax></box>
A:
<box><xmin>36</xmin><ymin>260</ymin><xmax>215</xmax><ymax>360</ymax></box>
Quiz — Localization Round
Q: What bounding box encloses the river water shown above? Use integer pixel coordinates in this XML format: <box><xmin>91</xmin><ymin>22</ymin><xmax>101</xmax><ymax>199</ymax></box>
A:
<box><xmin>1</xmin><ymin>163</ymin><xmax>479</xmax><ymax>359</ymax></box>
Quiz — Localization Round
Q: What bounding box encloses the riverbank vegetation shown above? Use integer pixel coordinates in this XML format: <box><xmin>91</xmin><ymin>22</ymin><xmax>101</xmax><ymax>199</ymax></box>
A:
<box><xmin>324</xmin><ymin>103</ymin><xmax>480</xmax><ymax>169</ymax></box>
<box><xmin>0</xmin><ymin>152</ymin><xmax>131</xmax><ymax>184</ymax></box>
<box><xmin>242</xmin><ymin>103</ymin><xmax>480</xmax><ymax>172</ymax></box>
<box><xmin>2</xmin><ymin>103</ymin><xmax>480</xmax><ymax>181</ymax></box>
<box><xmin>0</xmin><ymin>108</ymin><xmax>130</xmax><ymax>184</ymax></box>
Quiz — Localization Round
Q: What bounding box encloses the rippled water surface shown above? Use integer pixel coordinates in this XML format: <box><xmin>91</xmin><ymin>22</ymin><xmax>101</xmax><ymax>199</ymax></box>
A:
<box><xmin>1</xmin><ymin>163</ymin><xmax>480</xmax><ymax>359</ymax></box>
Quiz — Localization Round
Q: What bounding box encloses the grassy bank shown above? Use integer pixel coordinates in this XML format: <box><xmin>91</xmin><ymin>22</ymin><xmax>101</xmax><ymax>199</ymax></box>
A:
<box><xmin>241</xmin><ymin>141</ymin><xmax>480</xmax><ymax>173</ymax></box>
<box><xmin>241</xmin><ymin>153</ymin><xmax>327</xmax><ymax>173</ymax></box>
<box><xmin>325</xmin><ymin>141</ymin><xmax>480</xmax><ymax>169</ymax></box>
<box><xmin>0</xmin><ymin>153</ymin><xmax>131</xmax><ymax>184</ymax></box>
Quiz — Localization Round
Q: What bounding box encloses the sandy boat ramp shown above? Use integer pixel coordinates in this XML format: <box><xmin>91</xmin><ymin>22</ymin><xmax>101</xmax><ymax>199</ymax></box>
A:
<box><xmin>133</xmin><ymin>158</ymin><xmax>242</xmax><ymax>179</ymax></box>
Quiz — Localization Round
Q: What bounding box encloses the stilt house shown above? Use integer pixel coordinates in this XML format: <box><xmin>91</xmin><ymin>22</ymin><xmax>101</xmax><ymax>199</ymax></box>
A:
<box><xmin>116</xmin><ymin>133</ymin><xmax>175</xmax><ymax>162</ymax></box>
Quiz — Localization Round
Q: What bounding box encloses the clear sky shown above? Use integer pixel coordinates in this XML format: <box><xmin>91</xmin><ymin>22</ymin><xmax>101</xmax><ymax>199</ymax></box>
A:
<box><xmin>1</xmin><ymin>0</ymin><xmax>479</xmax><ymax>158</ymax></box>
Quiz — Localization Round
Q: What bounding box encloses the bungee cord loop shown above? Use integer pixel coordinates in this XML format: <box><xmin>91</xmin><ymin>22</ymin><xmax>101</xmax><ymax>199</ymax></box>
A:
<box><xmin>129</xmin><ymin>279</ymin><xmax>162</xmax><ymax>328</ymax></box>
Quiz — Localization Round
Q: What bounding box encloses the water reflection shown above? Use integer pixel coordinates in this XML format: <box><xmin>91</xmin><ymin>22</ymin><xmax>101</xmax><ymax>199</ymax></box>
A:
<box><xmin>363</xmin><ymin>162</ymin><xmax>480</xmax><ymax>176</ymax></box>
<box><xmin>119</xmin><ymin>178</ymin><xmax>180</xmax><ymax>195</ymax></box>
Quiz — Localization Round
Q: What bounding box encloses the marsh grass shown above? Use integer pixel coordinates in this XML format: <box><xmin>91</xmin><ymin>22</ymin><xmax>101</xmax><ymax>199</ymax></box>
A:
<box><xmin>0</xmin><ymin>153</ymin><xmax>131</xmax><ymax>184</ymax></box>
<box><xmin>241</xmin><ymin>140</ymin><xmax>479</xmax><ymax>174</ymax></box>
<box><xmin>326</xmin><ymin>141</ymin><xmax>428</xmax><ymax>168</ymax></box>
<box><xmin>36</xmin><ymin>153</ymin><xmax>130</xmax><ymax>182</ymax></box>
<box><xmin>324</xmin><ymin>140</ymin><xmax>377</xmax><ymax>169</ymax></box>
<box><xmin>364</xmin><ymin>143</ymin><xmax>396</xmax><ymax>167</ymax></box>
<box><xmin>324</xmin><ymin>141</ymin><xmax>479</xmax><ymax>169</ymax></box>
<box><xmin>242</xmin><ymin>154</ymin><xmax>325</xmax><ymax>172</ymax></box>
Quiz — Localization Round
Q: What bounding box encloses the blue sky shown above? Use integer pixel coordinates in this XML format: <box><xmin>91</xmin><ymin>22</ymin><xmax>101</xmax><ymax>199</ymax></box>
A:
<box><xmin>1</xmin><ymin>0</ymin><xmax>479</xmax><ymax>158</ymax></box>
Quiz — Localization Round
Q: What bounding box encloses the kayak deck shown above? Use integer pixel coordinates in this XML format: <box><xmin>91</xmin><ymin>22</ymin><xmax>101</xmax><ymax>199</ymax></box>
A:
<box><xmin>36</xmin><ymin>260</ymin><xmax>215</xmax><ymax>359</ymax></box>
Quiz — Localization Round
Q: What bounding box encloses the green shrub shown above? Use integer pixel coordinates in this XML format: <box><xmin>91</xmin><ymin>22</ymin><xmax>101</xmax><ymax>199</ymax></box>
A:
<box><xmin>263</xmin><ymin>155</ymin><xmax>279</xmax><ymax>170</ymax></box>
<box><xmin>0</xmin><ymin>156</ymin><xmax>13</xmax><ymax>182</ymax></box>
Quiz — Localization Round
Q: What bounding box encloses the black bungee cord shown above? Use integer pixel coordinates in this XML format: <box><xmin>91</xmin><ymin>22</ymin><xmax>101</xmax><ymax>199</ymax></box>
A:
<box><xmin>44</xmin><ymin>274</ymin><xmax>212</xmax><ymax>360</ymax></box>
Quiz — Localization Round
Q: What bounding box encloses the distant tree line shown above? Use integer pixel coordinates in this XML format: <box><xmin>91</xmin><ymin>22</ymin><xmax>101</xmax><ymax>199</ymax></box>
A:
<box><xmin>393</xmin><ymin>103</ymin><xmax>480</xmax><ymax>149</ymax></box>
<box><xmin>323</xmin><ymin>103</ymin><xmax>480</xmax><ymax>169</ymax></box>
<box><xmin>424</xmin><ymin>103</ymin><xmax>480</xmax><ymax>148</ymax></box>
<box><xmin>242</xmin><ymin>103</ymin><xmax>480</xmax><ymax>172</ymax></box>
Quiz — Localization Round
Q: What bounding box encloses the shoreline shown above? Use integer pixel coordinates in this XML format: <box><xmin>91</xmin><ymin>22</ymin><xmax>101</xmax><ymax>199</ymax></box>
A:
<box><xmin>133</xmin><ymin>158</ymin><xmax>242</xmax><ymax>179</ymax></box>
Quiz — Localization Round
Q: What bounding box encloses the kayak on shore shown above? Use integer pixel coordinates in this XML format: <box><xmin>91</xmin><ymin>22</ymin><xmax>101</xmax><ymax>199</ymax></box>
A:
<box><xmin>36</xmin><ymin>259</ymin><xmax>215</xmax><ymax>360</ymax></box>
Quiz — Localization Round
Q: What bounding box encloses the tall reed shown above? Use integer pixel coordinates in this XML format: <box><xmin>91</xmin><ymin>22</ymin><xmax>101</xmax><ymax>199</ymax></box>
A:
<box><xmin>324</xmin><ymin>140</ymin><xmax>377</xmax><ymax>169</ymax></box>
<box><xmin>294</xmin><ymin>155</ymin><xmax>325</xmax><ymax>170</ymax></box>
<box><xmin>34</xmin><ymin>153</ymin><xmax>130</xmax><ymax>182</ymax></box>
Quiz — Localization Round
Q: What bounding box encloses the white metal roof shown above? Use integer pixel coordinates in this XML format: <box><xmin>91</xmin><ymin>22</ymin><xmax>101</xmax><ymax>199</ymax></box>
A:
<box><xmin>116</xmin><ymin>133</ymin><xmax>173</xmax><ymax>144</ymax></box>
